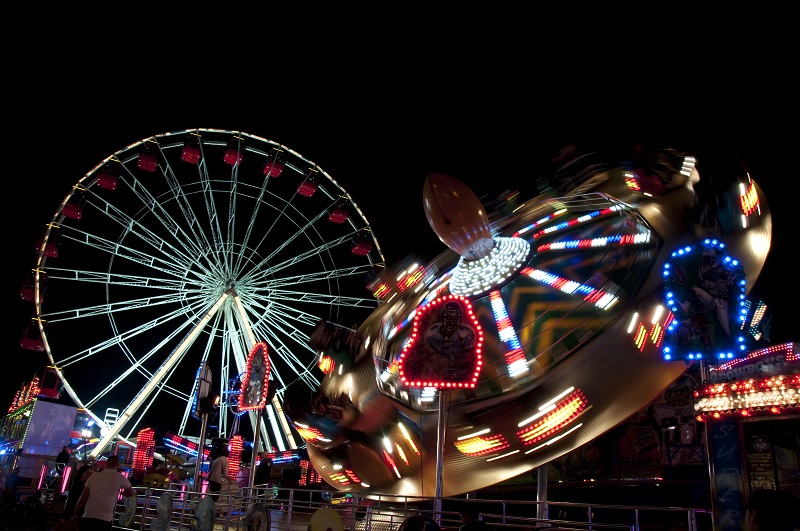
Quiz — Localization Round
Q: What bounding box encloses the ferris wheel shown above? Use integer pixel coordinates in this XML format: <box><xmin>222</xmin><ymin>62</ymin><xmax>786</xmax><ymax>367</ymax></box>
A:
<box><xmin>23</xmin><ymin>129</ymin><xmax>385</xmax><ymax>456</ymax></box>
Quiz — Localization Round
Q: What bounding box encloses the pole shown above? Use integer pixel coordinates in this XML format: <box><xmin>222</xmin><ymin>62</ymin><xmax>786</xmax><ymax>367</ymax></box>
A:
<box><xmin>80</xmin><ymin>429</ymin><xmax>91</xmax><ymax>465</ymax></box>
<box><xmin>434</xmin><ymin>390</ymin><xmax>447</xmax><ymax>524</ymax></box>
<box><xmin>193</xmin><ymin>412</ymin><xmax>210</xmax><ymax>492</ymax></box>
<box><xmin>536</xmin><ymin>465</ymin><xmax>548</xmax><ymax>520</ymax></box>
<box><xmin>248</xmin><ymin>409</ymin><xmax>263</xmax><ymax>490</ymax></box>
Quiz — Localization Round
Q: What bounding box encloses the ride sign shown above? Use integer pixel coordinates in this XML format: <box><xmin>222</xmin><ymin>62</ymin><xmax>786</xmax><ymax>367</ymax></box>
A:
<box><xmin>239</xmin><ymin>342</ymin><xmax>271</xmax><ymax>411</ymax></box>
<box><xmin>398</xmin><ymin>294</ymin><xmax>483</xmax><ymax>388</ymax></box>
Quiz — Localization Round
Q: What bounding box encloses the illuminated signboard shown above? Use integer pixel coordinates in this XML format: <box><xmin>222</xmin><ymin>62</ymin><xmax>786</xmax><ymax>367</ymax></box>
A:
<box><xmin>238</xmin><ymin>342</ymin><xmax>271</xmax><ymax>411</ymax></box>
<box><xmin>398</xmin><ymin>294</ymin><xmax>483</xmax><ymax>388</ymax></box>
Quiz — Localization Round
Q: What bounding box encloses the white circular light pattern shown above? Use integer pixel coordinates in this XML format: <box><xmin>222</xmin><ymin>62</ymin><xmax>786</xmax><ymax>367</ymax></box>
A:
<box><xmin>449</xmin><ymin>237</ymin><xmax>531</xmax><ymax>297</ymax></box>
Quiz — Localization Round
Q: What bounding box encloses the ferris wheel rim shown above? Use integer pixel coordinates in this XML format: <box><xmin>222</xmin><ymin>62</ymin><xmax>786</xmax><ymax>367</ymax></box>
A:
<box><xmin>28</xmin><ymin>128</ymin><xmax>384</xmax><ymax>451</ymax></box>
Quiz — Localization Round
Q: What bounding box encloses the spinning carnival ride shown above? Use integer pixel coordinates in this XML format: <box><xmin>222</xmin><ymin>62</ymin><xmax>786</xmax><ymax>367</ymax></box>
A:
<box><xmin>283</xmin><ymin>148</ymin><xmax>773</xmax><ymax>497</ymax></box>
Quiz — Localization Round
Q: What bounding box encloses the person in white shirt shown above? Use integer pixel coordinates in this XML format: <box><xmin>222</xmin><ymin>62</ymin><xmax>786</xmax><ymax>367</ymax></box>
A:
<box><xmin>71</xmin><ymin>455</ymin><xmax>135</xmax><ymax>531</ymax></box>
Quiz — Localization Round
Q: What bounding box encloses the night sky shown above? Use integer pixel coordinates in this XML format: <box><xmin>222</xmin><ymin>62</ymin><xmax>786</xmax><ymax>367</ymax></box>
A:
<box><xmin>5</xmin><ymin>48</ymin><xmax>796</xmax><ymax>430</ymax></box>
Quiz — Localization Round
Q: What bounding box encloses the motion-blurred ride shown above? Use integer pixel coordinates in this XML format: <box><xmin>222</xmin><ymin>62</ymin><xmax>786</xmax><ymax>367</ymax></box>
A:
<box><xmin>283</xmin><ymin>144</ymin><xmax>772</xmax><ymax>498</ymax></box>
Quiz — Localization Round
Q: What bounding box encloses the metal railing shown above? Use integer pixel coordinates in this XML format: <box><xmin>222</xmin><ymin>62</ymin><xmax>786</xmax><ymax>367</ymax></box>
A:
<box><xmin>106</xmin><ymin>484</ymin><xmax>712</xmax><ymax>531</ymax></box>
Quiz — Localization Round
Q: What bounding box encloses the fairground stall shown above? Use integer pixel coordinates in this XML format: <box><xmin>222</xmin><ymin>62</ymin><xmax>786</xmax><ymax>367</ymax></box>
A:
<box><xmin>695</xmin><ymin>342</ymin><xmax>799</xmax><ymax>527</ymax></box>
<box><xmin>0</xmin><ymin>369</ymin><xmax>99</xmax><ymax>501</ymax></box>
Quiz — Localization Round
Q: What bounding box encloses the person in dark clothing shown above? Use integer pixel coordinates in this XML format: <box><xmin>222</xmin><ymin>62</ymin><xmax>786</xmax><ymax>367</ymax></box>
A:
<box><xmin>63</xmin><ymin>465</ymin><xmax>93</xmax><ymax>520</ymax></box>
<box><xmin>1</xmin><ymin>468</ymin><xmax>21</xmax><ymax>510</ymax></box>
<box><xmin>745</xmin><ymin>489</ymin><xmax>800</xmax><ymax>531</ymax></box>
<box><xmin>253</xmin><ymin>453</ymin><xmax>272</xmax><ymax>486</ymax></box>
<box><xmin>57</xmin><ymin>446</ymin><xmax>71</xmax><ymax>474</ymax></box>
<box><xmin>459</xmin><ymin>509</ymin><xmax>491</xmax><ymax>531</ymax></box>
<box><xmin>399</xmin><ymin>515</ymin><xmax>427</xmax><ymax>531</ymax></box>
<box><xmin>5</xmin><ymin>468</ymin><xmax>20</xmax><ymax>494</ymax></box>
<box><xmin>400</xmin><ymin>514</ymin><xmax>440</xmax><ymax>531</ymax></box>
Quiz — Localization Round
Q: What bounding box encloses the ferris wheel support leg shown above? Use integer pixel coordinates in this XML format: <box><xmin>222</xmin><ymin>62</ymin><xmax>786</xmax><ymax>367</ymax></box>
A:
<box><xmin>248</xmin><ymin>410</ymin><xmax>263</xmax><ymax>490</ymax></box>
<box><xmin>194</xmin><ymin>411</ymin><xmax>211</xmax><ymax>492</ymax></box>
<box><xmin>233</xmin><ymin>291</ymin><xmax>280</xmax><ymax>451</ymax></box>
<box><xmin>90</xmin><ymin>293</ymin><xmax>230</xmax><ymax>458</ymax></box>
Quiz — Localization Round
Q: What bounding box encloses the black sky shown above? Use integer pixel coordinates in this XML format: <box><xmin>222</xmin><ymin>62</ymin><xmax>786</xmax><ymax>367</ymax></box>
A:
<box><xmin>5</xmin><ymin>37</ymin><xmax>797</xmax><ymax>416</ymax></box>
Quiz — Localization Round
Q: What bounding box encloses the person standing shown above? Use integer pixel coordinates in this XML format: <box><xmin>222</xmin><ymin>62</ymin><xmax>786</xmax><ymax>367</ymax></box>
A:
<box><xmin>57</xmin><ymin>446</ymin><xmax>71</xmax><ymax>474</ymax></box>
<box><xmin>744</xmin><ymin>489</ymin><xmax>800</xmax><ymax>531</ymax></box>
<box><xmin>71</xmin><ymin>455</ymin><xmax>135</xmax><ymax>531</ymax></box>
<box><xmin>399</xmin><ymin>515</ymin><xmax>427</xmax><ymax>531</ymax></box>
<box><xmin>253</xmin><ymin>453</ymin><xmax>272</xmax><ymax>486</ymax></box>
<box><xmin>5</xmin><ymin>468</ymin><xmax>20</xmax><ymax>495</ymax></box>
<box><xmin>62</xmin><ymin>465</ymin><xmax>93</xmax><ymax>520</ymax></box>
<box><xmin>1</xmin><ymin>468</ymin><xmax>21</xmax><ymax>510</ymax></box>
<box><xmin>459</xmin><ymin>508</ymin><xmax>491</xmax><ymax>531</ymax></box>
<box><xmin>207</xmin><ymin>447</ymin><xmax>236</xmax><ymax>502</ymax></box>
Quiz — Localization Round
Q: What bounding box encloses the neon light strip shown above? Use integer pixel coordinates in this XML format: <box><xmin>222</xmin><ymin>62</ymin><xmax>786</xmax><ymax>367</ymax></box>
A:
<box><xmin>530</xmin><ymin>206</ymin><xmax>621</xmax><ymax>239</ymax></box>
<box><xmin>454</xmin><ymin>433</ymin><xmax>510</xmax><ymax>456</ymax></box>
<box><xmin>514</xmin><ymin>208</ymin><xmax>568</xmax><ymax>237</ymax></box>
<box><xmin>397</xmin><ymin>423</ymin><xmax>420</xmax><ymax>455</ymax></box>
<box><xmin>190</xmin><ymin>365</ymin><xmax>203</xmax><ymax>419</ymax></box>
<box><xmin>397</xmin><ymin>266</ymin><xmax>426</xmax><ymax>292</ymax></box>
<box><xmin>520</xmin><ymin>267</ymin><xmax>618</xmax><ymax>310</ymax></box>
<box><xmin>293</xmin><ymin>423</ymin><xmax>331</xmax><ymax>443</ymax></box>
<box><xmin>486</xmin><ymin>449</ymin><xmax>520</xmax><ymax>461</ymax></box>
<box><xmin>740</xmin><ymin>181</ymin><xmax>760</xmax><ymax>216</ymax></box>
<box><xmin>395</xmin><ymin>443</ymin><xmax>409</xmax><ymax>465</ymax></box>
<box><xmin>715</xmin><ymin>342</ymin><xmax>797</xmax><ymax>371</ymax></box>
<box><xmin>634</xmin><ymin>323</ymin><xmax>647</xmax><ymax>351</ymax></box>
<box><xmin>517</xmin><ymin>390</ymin><xmax>587</xmax><ymax>445</ymax></box>
<box><xmin>536</xmin><ymin>230</ymin><xmax>650</xmax><ymax>251</ymax></box>
<box><xmin>387</xmin><ymin>309</ymin><xmax>417</xmax><ymax>341</ymax></box>
<box><xmin>524</xmin><ymin>423</ymin><xmax>583</xmax><ymax>454</ymax></box>
<box><xmin>382</xmin><ymin>450</ymin><xmax>401</xmax><ymax>478</ymax></box>
<box><xmin>489</xmin><ymin>291</ymin><xmax>529</xmax><ymax>377</ymax></box>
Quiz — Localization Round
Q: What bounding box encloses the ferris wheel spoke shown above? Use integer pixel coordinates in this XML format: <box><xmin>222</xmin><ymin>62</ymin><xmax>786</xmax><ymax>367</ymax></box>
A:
<box><xmin>82</xmin><ymin>190</ymin><xmax>202</xmax><ymax>265</ymax></box>
<box><xmin>115</xmin><ymin>170</ymin><xmax>217</xmax><ymax>263</ymax></box>
<box><xmin>254</xmin><ymin>314</ymin><xmax>316</xmax><ymax>365</ymax></box>
<box><xmin>260</xmin><ymin>352</ymin><xmax>320</xmax><ymax>393</ymax></box>
<box><xmin>232</xmin><ymin>176</ymin><xmax>300</xmax><ymax>275</ymax></box>
<box><xmin>54</xmin><ymin>298</ymin><xmax>207</xmax><ymax>369</ymax></box>
<box><xmin>119</xmin><ymin>355</ymin><xmax>195</xmax><ymax>441</ymax></box>
<box><xmin>196</xmin><ymin>159</ymin><xmax>227</xmax><ymax>256</ymax></box>
<box><xmin>223</xmin><ymin>306</ymin><xmax>253</xmax><ymax>363</ymax></box>
<box><xmin>243</xmin><ymin>198</ymin><xmax>331</xmax><ymax>267</ymax></box>
<box><xmin>58</xmin><ymin>224</ymin><xmax>200</xmax><ymax>280</ymax></box>
<box><xmin>255</xmin><ymin>288</ymin><xmax>377</xmax><ymax>310</ymax></box>
<box><xmin>79</xmin><ymin>321</ymin><xmax>196</xmax><ymax>397</ymax></box>
<box><xmin>244</xmin><ymin>233</ymin><xmax>360</xmax><ymax>282</ymax></box>
<box><xmin>252</xmin><ymin>262</ymin><xmax>375</xmax><ymax>288</ymax></box>
<box><xmin>40</xmin><ymin>281</ymin><xmax>208</xmax><ymax>325</ymax></box>
<box><xmin>243</xmin><ymin>296</ymin><xmax>330</xmax><ymax>331</ymax></box>
<box><xmin>93</xmin><ymin>293</ymin><xmax>233</xmax><ymax>450</ymax></box>
<box><xmin>158</xmin><ymin>150</ymin><xmax>219</xmax><ymax>255</ymax></box>
<box><xmin>256</xmin><ymin>337</ymin><xmax>315</xmax><ymax>392</ymax></box>
<box><xmin>177</xmin><ymin>312</ymin><xmax>226</xmax><ymax>436</ymax></box>
<box><xmin>83</xmin><ymin>181</ymin><xmax>219</xmax><ymax>275</ymax></box>
<box><xmin>43</xmin><ymin>266</ymin><xmax>204</xmax><ymax>290</ymax></box>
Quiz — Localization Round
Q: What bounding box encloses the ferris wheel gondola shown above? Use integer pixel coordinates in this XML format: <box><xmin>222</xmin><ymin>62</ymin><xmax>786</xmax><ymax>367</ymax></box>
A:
<box><xmin>25</xmin><ymin>128</ymin><xmax>384</xmax><ymax>456</ymax></box>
